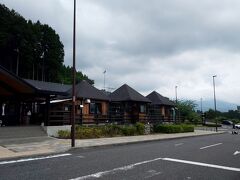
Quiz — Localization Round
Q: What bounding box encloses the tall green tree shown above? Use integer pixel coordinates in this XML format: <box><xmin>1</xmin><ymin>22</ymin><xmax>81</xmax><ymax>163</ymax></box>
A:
<box><xmin>176</xmin><ymin>100</ymin><xmax>201</xmax><ymax>124</ymax></box>
<box><xmin>0</xmin><ymin>4</ymin><xmax>93</xmax><ymax>84</ymax></box>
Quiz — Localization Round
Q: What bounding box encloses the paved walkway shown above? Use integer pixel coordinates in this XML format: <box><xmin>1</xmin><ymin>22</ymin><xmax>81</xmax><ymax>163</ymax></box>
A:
<box><xmin>0</xmin><ymin>130</ymin><xmax>224</xmax><ymax>160</ymax></box>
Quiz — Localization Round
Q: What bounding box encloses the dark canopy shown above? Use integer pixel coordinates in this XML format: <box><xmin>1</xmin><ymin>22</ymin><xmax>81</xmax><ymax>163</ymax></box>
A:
<box><xmin>146</xmin><ymin>91</ymin><xmax>175</xmax><ymax>106</ymax></box>
<box><xmin>0</xmin><ymin>65</ymin><xmax>69</xmax><ymax>98</ymax></box>
<box><xmin>67</xmin><ymin>80</ymin><xmax>110</xmax><ymax>101</ymax></box>
<box><xmin>110</xmin><ymin>84</ymin><xmax>151</xmax><ymax>103</ymax></box>
<box><xmin>0</xmin><ymin>65</ymin><xmax>35</xmax><ymax>97</ymax></box>
<box><xmin>24</xmin><ymin>79</ymin><xmax>71</xmax><ymax>95</ymax></box>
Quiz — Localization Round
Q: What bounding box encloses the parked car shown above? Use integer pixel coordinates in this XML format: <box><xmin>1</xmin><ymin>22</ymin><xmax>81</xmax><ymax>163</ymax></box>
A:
<box><xmin>235</xmin><ymin>124</ymin><xmax>240</xmax><ymax>129</ymax></box>
<box><xmin>222</xmin><ymin>120</ymin><xmax>233</xmax><ymax>125</ymax></box>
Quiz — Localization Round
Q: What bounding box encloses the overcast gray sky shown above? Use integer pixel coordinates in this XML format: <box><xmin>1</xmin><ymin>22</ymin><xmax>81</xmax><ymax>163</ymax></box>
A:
<box><xmin>2</xmin><ymin>0</ymin><xmax>240</xmax><ymax>105</ymax></box>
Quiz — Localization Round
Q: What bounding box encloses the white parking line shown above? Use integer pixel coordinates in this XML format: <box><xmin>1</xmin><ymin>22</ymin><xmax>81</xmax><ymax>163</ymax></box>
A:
<box><xmin>175</xmin><ymin>143</ymin><xmax>184</xmax><ymax>146</ymax></box>
<box><xmin>0</xmin><ymin>153</ymin><xmax>71</xmax><ymax>165</ymax></box>
<box><xmin>69</xmin><ymin>156</ymin><xmax>240</xmax><ymax>179</ymax></box>
<box><xmin>163</xmin><ymin>158</ymin><xmax>240</xmax><ymax>172</ymax></box>
<box><xmin>200</xmin><ymin>143</ymin><xmax>222</xmax><ymax>150</ymax></box>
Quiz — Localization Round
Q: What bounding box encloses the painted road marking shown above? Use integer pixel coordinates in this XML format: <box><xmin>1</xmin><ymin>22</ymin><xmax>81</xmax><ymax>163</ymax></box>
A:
<box><xmin>162</xmin><ymin>158</ymin><xmax>240</xmax><ymax>172</ymax></box>
<box><xmin>200</xmin><ymin>143</ymin><xmax>222</xmax><ymax>150</ymax></box>
<box><xmin>0</xmin><ymin>153</ymin><xmax>71</xmax><ymax>165</ymax></box>
<box><xmin>69</xmin><ymin>157</ymin><xmax>163</xmax><ymax>180</ymax></box>
<box><xmin>77</xmin><ymin>155</ymin><xmax>85</xmax><ymax>158</ymax></box>
<box><xmin>233</xmin><ymin>151</ymin><xmax>240</xmax><ymax>156</ymax></box>
<box><xmin>175</xmin><ymin>143</ymin><xmax>184</xmax><ymax>146</ymax></box>
<box><xmin>69</xmin><ymin>156</ymin><xmax>240</xmax><ymax>179</ymax></box>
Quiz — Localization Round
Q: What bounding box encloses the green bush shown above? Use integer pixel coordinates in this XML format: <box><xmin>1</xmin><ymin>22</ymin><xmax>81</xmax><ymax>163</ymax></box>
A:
<box><xmin>120</xmin><ymin>126</ymin><xmax>136</xmax><ymax>136</ymax></box>
<box><xmin>58</xmin><ymin>123</ymin><xmax>147</xmax><ymax>139</ymax></box>
<box><xmin>135</xmin><ymin>122</ymin><xmax>145</xmax><ymax>135</ymax></box>
<box><xmin>102</xmin><ymin>124</ymin><xmax>123</xmax><ymax>137</ymax></box>
<box><xmin>153</xmin><ymin>124</ymin><xmax>194</xmax><ymax>133</ymax></box>
<box><xmin>75</xmin><ymin>126</ymin><xmax>104</xmax><ymax>139</ymax></box>
<box><xmin>181</xmin><ymin>124</ymin><xmax>194</xmax><ymax>132</ymax></box>
<box><xmin>58</xmin><ymin>130</ymin><xmax>71</xmax><ymax>138</ymax></box>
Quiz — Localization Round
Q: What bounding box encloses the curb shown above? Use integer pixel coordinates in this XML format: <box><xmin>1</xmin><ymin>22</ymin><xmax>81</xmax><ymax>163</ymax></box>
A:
<box><xmin>0</xmin><ymin>131</ymin><xmax>225</xmax><ymax>160</ymax></box>
<box><xmin>68</xmin><ymin>131</ymin><xmax>225</xmax><ymax>152</ymax></box>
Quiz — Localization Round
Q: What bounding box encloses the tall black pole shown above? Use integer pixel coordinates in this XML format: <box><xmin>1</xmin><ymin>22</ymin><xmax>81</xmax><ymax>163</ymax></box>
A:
<box><xmin>201</xmin><ymin>98</ymin><xmax>204</xmax><ymax>125</ymax></box>
<box><xmin>71</xmin><ymin>0</ymin><xmax>76</xmax><ymax>147</ymax></box>
<box><xmin>175</xmin><ymin>85</ymin><xmax>178</xmax><ymax>123</ymax></box>
<box><xmin>213</xmin><ymin>75</ymin><xmax>217</xmax><ymax>132</ymax></box>
<box><xmin>16</xmin><ymin>49</ymin><xmax>19</xmax><ymax>76</ymax></box>
<box><xmin>103</xmin><ymin>70</ymin><xmax>106</xmax><ymax>91</ymax></box>
<box><xmin>175</xmin><ymin>86</ymin><xmax>178</xmax><ymax>104</ymax></box>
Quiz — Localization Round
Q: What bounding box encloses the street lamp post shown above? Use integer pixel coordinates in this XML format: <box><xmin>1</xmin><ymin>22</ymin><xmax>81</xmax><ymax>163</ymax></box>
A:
<box><xmin>71</xmin><ymin>0</ymin><xmax>76</xmax><ymax>147</ymax></box>
<box><xmin>213</xmin><ymin>75</ymin><xmax>217</xmax><ymax>132</ymax></box>
<box><xmin>103</xmin><ymin>70</ymin><xmax>106</xmax><ymax>91</ymax></box>
<box><xmin>175</xmin><ymin>85</ymin><xmax>178</xmax><ymax>104</ymax></box>
<box><xmin>200</xmin><ymin>98</ymin><xmax>204</xmax><ymax>125</ymax></box>
<box><xmin>175</xmin><ymin>85</ymin><xmax>178</xmax><ymax>123</ymax></box>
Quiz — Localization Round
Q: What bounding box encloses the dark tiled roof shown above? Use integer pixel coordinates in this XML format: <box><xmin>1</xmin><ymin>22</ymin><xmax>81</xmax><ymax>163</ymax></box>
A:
<box><xmin>24</xmin><ymin>79</ymin><xmax>71</xmax><ymax>95</ymax></box>
<box><xmin>67</xmin><ymin>80</ymin><xmax>110</xmax><ymax>101</ymax></box>
<box><xmin>146</xmin><ymin>91</ymin><xmax>175</xmax><ymax>106</ymax></box>
<box><xmin>0</xmin><ymin>65</ymin><xmax>36</xmax><ymax>95</ymax></box>
<box><xmin>109</xmin><ymin>84</ymin><xmax>151</xmax><ymax>103</ymax></box>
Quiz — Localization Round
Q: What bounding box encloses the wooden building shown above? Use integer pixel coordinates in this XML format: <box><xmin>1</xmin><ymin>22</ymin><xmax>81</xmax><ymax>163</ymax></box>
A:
<box><xmin>49</xmin><ymin>80</ymin><xmax>110</xmax><ymax>125</ymax></box>
<box><xmin>0</xmin><ymin>65</ymin><xmax>68</xmax><ymax>126</ymax></box>
<box><xmin>146</xmin><ymin>91</ymin><xmax>175</xmax><ymax>122</ymax></box>
<box><xmin>109</xmin><ymin>84</ymin><xmax>151</xmax><ymax>124</ymax></box>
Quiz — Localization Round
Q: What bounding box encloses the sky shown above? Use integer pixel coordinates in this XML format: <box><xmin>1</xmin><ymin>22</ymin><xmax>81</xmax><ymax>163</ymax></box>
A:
<box><xmin>1</xmin><ymin>0</ymin><xmax>240</xmax><ymax>105</ymax></box>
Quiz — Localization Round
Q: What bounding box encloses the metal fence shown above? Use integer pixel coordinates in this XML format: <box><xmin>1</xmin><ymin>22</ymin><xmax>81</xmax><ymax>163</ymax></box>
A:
<box><xmin>49</xmin><ymin>110</ymin><xmax>181</xmax><ymax>126</ymax></box>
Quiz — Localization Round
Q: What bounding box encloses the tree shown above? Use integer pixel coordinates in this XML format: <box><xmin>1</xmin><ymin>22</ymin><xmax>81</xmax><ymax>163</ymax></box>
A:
<box><xmin>176</xmin><ymin>100</ymin><xmax>201</xmax><ymax>124</ymax></box>
<box><xmin>0</xmin><ymin>4</ymin><xmax>93</xmax><ymax>84</ymax></box>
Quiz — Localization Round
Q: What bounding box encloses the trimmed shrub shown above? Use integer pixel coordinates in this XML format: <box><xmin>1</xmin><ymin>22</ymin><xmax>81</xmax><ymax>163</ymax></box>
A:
<box><xmin>135</xmin><ymin>122</ymin><xmax>145</xmax><ymax>135</ymax></box>
<box><xmin>102</xmin><ymin>124</ymin><xmax>123</xmax><ymax>137</ymax></box>
<box><xmin>121</xmin><ymin>125</ymin><xmax>137</xmax><ymax>136</ymax></box>
<box><xmin>58</xmin><ymin>130</ymin><xmax>71</xmax><ymax>138</ymax></box>
<box><xmin>153</xmin><ymin>124</ymin><xmax>194</xmax><ymax>133</ymax></box>
<box><xmin>58</xmin><ymin>123</ymin><xmax>148</xmax><ymax>139</ymax></box>
<box><xmin>181</xmin><ymin>124</ymin><xmax>194</xmax><ymax>132</ymax></box>
<box><xmin>75</xmin><ymin>126</ymin><xmax>104</xmax><ymax>139</ymax></box>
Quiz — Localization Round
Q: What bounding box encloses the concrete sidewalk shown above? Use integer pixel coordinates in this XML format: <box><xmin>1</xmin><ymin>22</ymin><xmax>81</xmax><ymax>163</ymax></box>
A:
<box><xmin>0</xmin><ymin>130</ymin><xmax>224</xmax><ymax>160</ymax></box>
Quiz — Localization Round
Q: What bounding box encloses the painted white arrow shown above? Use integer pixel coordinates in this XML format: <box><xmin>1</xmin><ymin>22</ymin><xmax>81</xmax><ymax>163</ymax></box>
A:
<box><xmin>233</xmin><ymin>151</ymin><xmax>240</xmax><ymax>155</ymax></box>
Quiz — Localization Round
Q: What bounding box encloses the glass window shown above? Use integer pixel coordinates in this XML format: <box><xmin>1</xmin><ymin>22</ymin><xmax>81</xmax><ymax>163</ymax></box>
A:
<box><xmin>90</xmin><ymin>103</ymin><xmax>102</xmax><ymax>114</ymax></box>
<box><xmin>90</xmin><ymin>103</ymin><xmax>95</xmax><ymax>114</ymax></box>
<box><xmin>140</xmin><ymin>105</ymin><xmax>146</xmax><ymax>113</ymax></box>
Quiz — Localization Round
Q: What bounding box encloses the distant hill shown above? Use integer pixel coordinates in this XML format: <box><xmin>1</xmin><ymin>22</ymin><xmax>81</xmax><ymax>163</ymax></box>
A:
<box><xmin>196</xmin><ymin>100</ymin><xmax>238</xmax><ymax>112</ymax></box>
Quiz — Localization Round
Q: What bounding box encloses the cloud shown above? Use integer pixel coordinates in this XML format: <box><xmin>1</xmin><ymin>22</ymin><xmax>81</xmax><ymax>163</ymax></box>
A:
<box><xmin>2</xmin><ymin>0</ymin><xmax>240</xmax><ymax>105</ymax></box>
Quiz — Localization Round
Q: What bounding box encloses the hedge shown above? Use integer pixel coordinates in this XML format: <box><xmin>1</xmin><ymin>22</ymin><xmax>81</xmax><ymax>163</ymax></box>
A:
<box><xmin>58</xmin><ymin>123</ymin><xmax>145</xmax><ymax>139</ymax></box>
<box><xmin>153</xmin><ymin>124</ymin><xmax>194</xmax><ymax>133</ymax></box>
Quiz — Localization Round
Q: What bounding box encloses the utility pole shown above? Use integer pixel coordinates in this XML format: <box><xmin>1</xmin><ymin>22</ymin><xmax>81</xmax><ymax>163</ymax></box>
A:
<box><xmin>175</xmin><ymin>85</ymin><xmax>178</xmax><ymax>123</ymax></box>
<box><xmin>213</xmin><ymin>75</ymin><xmax>217</xmax><ymax>132</ymax></box>
<box><xmin>71</xmin><ymin>0</ymin><xmax>76</xmax><ymax>147</ymax></box>
<box><xmin>200</xmin><ymin>98</ymin><xmax>204</xmax><ymax>125</ymax></box>
<box><xmin>14</xmin><ymin>48</ymin><xmax>19</xmax><ymax>76</ymax></box>
<box><xmin>103</xmin><ymin>70</ymin><xmax>106</xmax><ymax>91</ymax></box>
<box><xmin>175</xmin><ymin>85</ymin><xmax>178</xmax><ymax>104</ymax></box>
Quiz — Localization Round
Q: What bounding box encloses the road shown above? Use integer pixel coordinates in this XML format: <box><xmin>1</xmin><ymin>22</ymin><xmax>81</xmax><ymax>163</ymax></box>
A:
<box><xmin>0</xmin><ymin>133</ymin><xmax>240</xmax><ymax>180</ymax></box>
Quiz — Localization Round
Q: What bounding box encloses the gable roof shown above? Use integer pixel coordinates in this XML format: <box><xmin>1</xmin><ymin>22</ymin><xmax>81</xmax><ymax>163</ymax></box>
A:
<box><xmin>0</xmin><ymin>65</ymin><xmax>36</xmax><ymax>96</ymax></box>
<box><xmin>146</xmin><ymin>91</ymin><xmax>175</xmax><ymax>106</ymax></box>
<box><xmin>67</xmin><ymin>80</ymin><xmax>110</xmax><ymax>101</ymax></box>
<box><xmin>24</xmin><ymin>79</ymin><xmax>71</xmax><ymax>95</ymax></box>
<box><xmin>109</xmin><ymin>84</ymin><xmax>151</xmax><ymax>103</ymax></box>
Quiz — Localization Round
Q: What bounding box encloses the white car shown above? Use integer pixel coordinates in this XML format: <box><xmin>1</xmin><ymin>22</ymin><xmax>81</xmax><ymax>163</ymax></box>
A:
<box><xmin>235</xmin><ymin>124</ymin><xmax>240</xmax><ymax>129</ymax></box>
